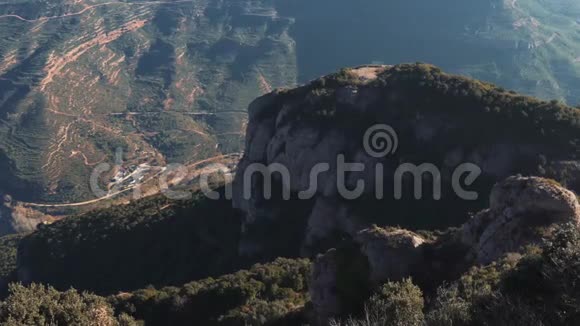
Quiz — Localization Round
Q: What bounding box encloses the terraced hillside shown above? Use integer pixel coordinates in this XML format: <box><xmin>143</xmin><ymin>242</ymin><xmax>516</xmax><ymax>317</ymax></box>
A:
<box><xmin>0</xmin><ymin>0</ymin><xmax>295</xmax><ymax>203</ymax></box>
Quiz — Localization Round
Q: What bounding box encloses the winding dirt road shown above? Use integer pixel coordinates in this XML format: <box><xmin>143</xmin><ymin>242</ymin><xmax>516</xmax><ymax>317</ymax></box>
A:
<box><xmin>22</xmin><ymin>153</ymin><xmax>241</xmax><ymax>208</ymax></box>
<box><xmin>0</xmin><ymin>0</ymin><xmax>195</xmax><ymax>23</ymax></box>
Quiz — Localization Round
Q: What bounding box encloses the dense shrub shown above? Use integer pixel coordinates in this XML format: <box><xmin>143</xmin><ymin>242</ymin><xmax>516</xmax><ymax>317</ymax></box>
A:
<box><xmin>17</xmin><ymin>188</ymin><xmax>241</xmax><ymax>295</ymax></box>
<box><xmin>0</xmin><ymin>283</ymin><xmax>136</xmax><ymax>325</ymax></box>
<box><xmin>425</xmin><ymin>257</ymin><xmax>519</xmax><ymax>326</ymax></box>
<box><xmin>427</xmin><ymin>223</ymin><xmax>580</xmax><ymax>325</ymax></box>
<box><xmin>0</xmin><ymin>234</ymin><xmax>23</xmax><ymax>296</ymax></box>
<box><xmin>499</xmin><ymin>223</ymin><xmax>580</xmax><ymax>324</ymax></box>
<box><xmin>111</xmin><ymin>258</ymin><xmax>311</xmax><ymax>326</ymax></box>
<box><xmin>331</xmin><ymin>279</ymin><xmax>424</xmax><ymax>326</ymax></box>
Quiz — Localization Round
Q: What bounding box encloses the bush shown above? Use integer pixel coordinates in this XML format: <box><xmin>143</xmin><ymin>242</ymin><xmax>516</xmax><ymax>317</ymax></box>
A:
<box><xmin>500</xmin><ymin>222</ymin><xmax>580</xmax><ymax>324</ymax></box>
<box><xmin>331</xmin><ymin>279</ymin><xmax>424</xmax><ymax>326</ymax></box>
<box><xmin>471</xmin><ymin>293</ymin><xmax>543</xmax><ymax>326</ymax></box>
<box><xmin>111</xmin><ymin>258</ymin><xmax>311</xmax><ymax>326</ymax></box>
<box><xmin>0</xmin><ymin>283</ymin><xmax>136</xmax><ymax>326</ymax></box>
<box><xmin>427</xmin><ymin>223</ymin><xmax>580</xmax><ymax>325</ymax></box>
<box><xmin>425</xmin><ymin>285</ymin><xmax>471</xmax><ymax>326</ymax></box>
<box><xmin>0</xmin><ymin>234</ymin><xmax>24</xmax><ymax>297</ymax></box>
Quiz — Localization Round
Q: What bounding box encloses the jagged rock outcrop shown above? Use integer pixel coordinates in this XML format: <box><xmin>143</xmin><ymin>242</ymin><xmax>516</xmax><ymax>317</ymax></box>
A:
<box><xmin>355</xmin><ymin>226</ymin><xmax>425</xmax><ymax>283</ymax></box>
<box><xmin>233</xmin><ymin>63</ymin><xmax>580</xmax><ymax>259</ymax></box>
<box><xmin>309</xmin><ymin>225</ymin><xmax>426</xmax><ymax>325</ymax></box>
<box><xmin>461</xmin><ymin>176</ymin><xmax>580</xmax><ymax>264</ymax></box>
<box><xmin>309</xmin><ymin>176</ymin><xmax>580</xmax><ymax>322</ymax></box>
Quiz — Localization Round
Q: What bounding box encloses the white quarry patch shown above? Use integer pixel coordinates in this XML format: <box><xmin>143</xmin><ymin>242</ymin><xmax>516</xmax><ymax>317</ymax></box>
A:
<box><xmin>348</xmin><ymin>65</ymin><xmax>389</xmax><ymax>82</ymax></box>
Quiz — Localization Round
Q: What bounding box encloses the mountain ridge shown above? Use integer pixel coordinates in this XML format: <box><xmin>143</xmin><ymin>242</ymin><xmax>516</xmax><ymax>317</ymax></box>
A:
<box><xmin>0</xmin><ymin>64</ymin><xmax>579</xmax><ymax>324</ymax></box>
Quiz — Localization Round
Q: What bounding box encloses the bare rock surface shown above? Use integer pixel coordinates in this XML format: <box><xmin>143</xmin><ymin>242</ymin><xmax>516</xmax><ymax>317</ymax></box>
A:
<box><xmin>309</xmin><ymin>176</ymin><xmax>580</xmax><ymax>321</ymax></box>
<box><xmin>355</xmin><ymin>226</ymin><xmax>425</xmax><ymax>283</ymax></box>
<box><xmin>462</xmin><ymin>176</ymin><xmax>580</xmax><ymax>264</ymax></box>
<box><xmin>232</xmin><ymin>64</ymin><xmax>580</xmax><ymax>259</ymax></box>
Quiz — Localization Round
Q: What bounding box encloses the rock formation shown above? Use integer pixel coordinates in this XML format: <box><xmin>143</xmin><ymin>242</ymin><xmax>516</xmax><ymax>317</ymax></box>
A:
<box><xmin>461</xmin><ymin>176</ymin><xmax>580</xmax><ymax>264</ymax></box>
<box><xmin>309</xmin><ymin>226</ymin><xmax>426</xmax><ymax>324</ymax></box>
<box><xmin>355</xmin><ymin>226</ymin><xmax>425</xmax><ymax>283</ymax></box>
<box><xmin>309</xmin><ymin>176</ymin><xmax>580</xmax><ymax>322</ymax></box>
<box><xmin>232</xmin><ymin>64</ymin><xmax>580</xmax><ymax>259</ymax></box>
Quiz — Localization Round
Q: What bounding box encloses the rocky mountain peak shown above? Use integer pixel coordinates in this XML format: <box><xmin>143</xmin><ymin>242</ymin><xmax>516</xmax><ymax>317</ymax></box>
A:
<box><xmin>233</xmin><ymin>64</ymin><xmax>580</xmax><ymax>260</ymax></box>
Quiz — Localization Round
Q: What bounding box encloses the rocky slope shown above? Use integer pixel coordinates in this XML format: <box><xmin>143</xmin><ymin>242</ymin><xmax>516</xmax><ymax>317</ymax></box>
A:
<box><xmin>309</xmin><ymin>176</ymin><xmax>580</xmax><ymax>323</ymax></box>
<box><xmin>233</xmin><ymin>64</ymin><xmax>580</xmax><ymax>260</ymax></box>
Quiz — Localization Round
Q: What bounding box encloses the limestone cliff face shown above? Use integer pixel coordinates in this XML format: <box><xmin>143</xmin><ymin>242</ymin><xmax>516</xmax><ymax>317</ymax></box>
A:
<box><xmin>232</xmin><ymin>63</ymin><xmax>580</xmax><ymax>259</ymax></box>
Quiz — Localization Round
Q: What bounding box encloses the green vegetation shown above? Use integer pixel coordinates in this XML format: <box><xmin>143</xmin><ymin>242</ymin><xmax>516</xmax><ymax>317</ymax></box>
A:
<box><xmin>0</xmin><ymin>283</ymin><xmax>136</xmax><ymax>326</ymax></box>
<box><xmin>331</xmin><ymin>279</ymin><xmax>425</xmax><ymax>326</ymax></box>
<box><xmin>309</xmin><ymin>63</ymin><xmax>580</xmax><ymax>150</ymax></box>
<box><xmin>0</xmin><ymin>234</ymin><xmax>24</xmax><ymax>297</ymax></box>
<box><xmin>0</xmin><ymin>235</ymin><xmax>22</xmax><ymax>282</ymax></box>
<box><xmin>279</xmin><ymin>62</ymin><xmax>580</xmax><ymax>159</ymax></box>
<box><xmin>5</xmin><ymin>204</ymin><xmax>580</xmax><ymax>325</ymax></box>
<box><xmin>111</xmin><ymin>258</ymin><xmax>311</xmax><ymax>326</ymax></box>
<box><xmin>426</xmin><ymin>223</ymin><xmax>580</xmax><ymax>325</ymax></box>
<box><xmin>328</xmin><ymin>223</ymin><xmax>580</xmax><ymax>326</ymax></box>
<box><xmin>0</xmin><ymin>259</ymin><xmax>310</xmax><ymax>326</ymax></box>
<box><xmin>17</xmin><ymin>189</ymin><xmax>241</xmax><ymax>294</ymax></box>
